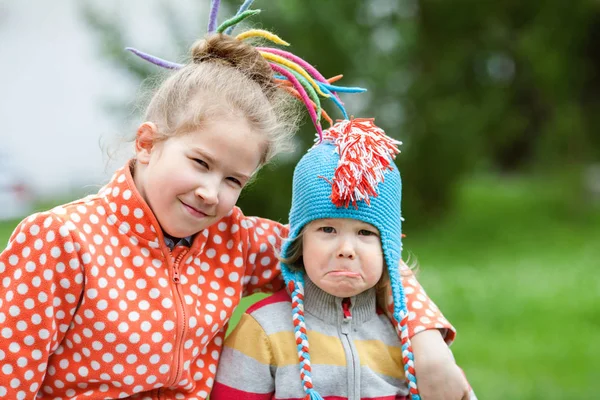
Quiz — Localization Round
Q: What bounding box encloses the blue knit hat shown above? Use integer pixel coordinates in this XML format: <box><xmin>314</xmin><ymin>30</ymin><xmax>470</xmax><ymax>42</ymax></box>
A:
<box><xmin>280</xmin><ymin>118</ymin><xmax>420</xmax><ymax>400</ymax></box>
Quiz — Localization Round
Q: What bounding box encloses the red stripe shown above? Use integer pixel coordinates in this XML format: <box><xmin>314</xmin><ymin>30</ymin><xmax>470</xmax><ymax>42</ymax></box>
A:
<box><xmin>276</xmin><ymin>396</ymin><xmax>407</xmax><ymax>400</ymax></box>
<box><xmin>210</xmin><ymin>381</ymin><xmax>273</xmax><ymax>400</ymax></box>
<box><xmin>247</xmin><ymin>289</ymin><xmax>291</xmax><ymax>313</ymax></box>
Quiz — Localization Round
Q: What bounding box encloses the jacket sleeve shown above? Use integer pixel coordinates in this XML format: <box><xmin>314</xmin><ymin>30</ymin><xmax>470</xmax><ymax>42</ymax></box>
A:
<box><xmin>211</xmin><ymin>313</ymin><xmax>275</xmax><ymax>400</ymax></box>
<box><xmin>0</xmin><ymin>212</ymin><xmax>84</xmax><ymax>397</ymax></box>
<box><xmin>238</xmin><ymin>212</ymin><xmax>289</xmax><ymax>296</ymax></box>
<box><xmin>388</xmin><ymin>264</ymin><xmax>457</xmax><ymax>343</ymax></box>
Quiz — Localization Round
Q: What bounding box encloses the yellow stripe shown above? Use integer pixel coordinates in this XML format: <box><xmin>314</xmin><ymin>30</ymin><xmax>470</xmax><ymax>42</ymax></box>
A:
<box><xmin>267</xmin><ymin>330</ymin><xmax>346</xmax><ymax>366</ymax></box>
<box><xmin>227</xmin><ymin>317</ymin><xmax>405</xmax><ymax>377</ymax></box>
<box><xmin>355</xmin><ymin>340</ymin><xmax>404</xmax><ymax>378</ymax></box>
<box><xmin>224</xmin><ymin>314</ymin><xmax>273</xmax><ymax>365</ymax></box>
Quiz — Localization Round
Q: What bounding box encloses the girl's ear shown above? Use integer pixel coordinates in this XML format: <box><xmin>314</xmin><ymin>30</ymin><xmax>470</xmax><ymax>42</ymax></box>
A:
<box><xmin>135</xmin><ymin>122</ymin><xmax>159</xmax><ymax>164</ymax></box>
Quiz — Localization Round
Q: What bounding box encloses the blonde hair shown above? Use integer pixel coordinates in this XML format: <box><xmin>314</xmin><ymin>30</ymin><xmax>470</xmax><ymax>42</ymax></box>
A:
<box><xmin>142</xmin><ymin>33</ymin><xmax>301</xmax><ymax>165</ymax></box>
<box><xmin>278</xmin><ymin>227</ymin><xmax>415</xmax><ymax>310</ymax></box>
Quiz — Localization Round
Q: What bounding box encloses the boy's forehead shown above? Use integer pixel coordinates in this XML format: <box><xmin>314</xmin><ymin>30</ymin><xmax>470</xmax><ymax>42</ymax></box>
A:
<box><xmin>309</xmin><ymin>218</ymin><xmax>379</xmax><ymax>230</ymax></box>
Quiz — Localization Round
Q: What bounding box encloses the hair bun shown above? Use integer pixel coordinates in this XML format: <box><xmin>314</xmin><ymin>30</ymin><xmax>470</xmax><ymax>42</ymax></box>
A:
<box><xmin>190</xmin><ymin>33</ymin><xmax>274</xmax><ymax>93</ymax></box>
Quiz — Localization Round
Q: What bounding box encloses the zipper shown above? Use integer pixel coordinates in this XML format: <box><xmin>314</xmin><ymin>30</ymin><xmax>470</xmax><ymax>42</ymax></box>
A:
<box><xmin>340</xmin><ymin>298</ymin><xmax>360</xmax><ymax>400</ymax></box>
<box><xmin>167</xmin><ymin>248</ymin><xmax>188</xmax><ymax>388</ymax></box>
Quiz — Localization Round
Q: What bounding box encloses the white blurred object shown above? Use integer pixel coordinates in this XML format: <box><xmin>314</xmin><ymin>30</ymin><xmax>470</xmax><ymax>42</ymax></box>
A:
<box><xmin>0</xmin><ymin>152</ymin><xmax>33</xmax><ymax>221</ymax></box>
<box><xmin>584</xmin><ymin>163</ymin><xmax>600</xmax><ymax>202</ymax></box>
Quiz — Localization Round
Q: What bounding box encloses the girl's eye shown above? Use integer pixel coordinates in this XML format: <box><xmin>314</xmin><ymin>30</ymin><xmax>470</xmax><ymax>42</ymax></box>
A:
<box><xmin>319</xmin><ymin>226</ymin><xmax>335</xmax><ymax>233</ymax></box>
<box><xmin>227</xmin><ymin>177</ymin><xmax>242</xmax><ymax>187</ymax></box>
<box><xmin>359</xmin><ymin>229</ymin><xmax>378</xmax><ymax>237</ymax></box>
<box><xmin>194</xmin><ymin>158</ymin><xmax>208</xmax><ymax>168</ymax></box>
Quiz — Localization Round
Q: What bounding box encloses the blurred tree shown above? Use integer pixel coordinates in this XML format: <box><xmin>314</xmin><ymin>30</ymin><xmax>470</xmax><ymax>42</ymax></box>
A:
<box><xmin>81</xmin><ymin>0</ymin><xmax>600</xmax><ymax>227</ymax></box>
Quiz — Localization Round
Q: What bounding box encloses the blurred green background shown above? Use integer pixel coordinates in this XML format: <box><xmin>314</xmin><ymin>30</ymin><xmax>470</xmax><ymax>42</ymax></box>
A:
<box><xmin>3</xmin><ymin>0</ymin><xmax>600</xmax><ymax>398</ymax></box>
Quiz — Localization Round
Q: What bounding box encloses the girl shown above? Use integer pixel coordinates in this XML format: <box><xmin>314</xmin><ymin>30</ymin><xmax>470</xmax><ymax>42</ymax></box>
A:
<box><xmin>212</xmin><ymin>118</ymin><xmax>476</xmax><ymax>400</ymax></box>
<box><xmin>0</xmin><ymin>2</ymin><xmax>463</xmax><ymax>399</ymax></box>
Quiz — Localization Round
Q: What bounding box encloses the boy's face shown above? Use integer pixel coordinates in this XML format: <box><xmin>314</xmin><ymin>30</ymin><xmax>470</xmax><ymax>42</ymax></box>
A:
<box><xmin>302</xmin><ymin>218</ymin><xmax>384</xmax><ymax>298</ymax></box>
<box><xmin>134</xmin><ymin>116</ymin><xmax>263</xmax><ymax>238</ymax></box>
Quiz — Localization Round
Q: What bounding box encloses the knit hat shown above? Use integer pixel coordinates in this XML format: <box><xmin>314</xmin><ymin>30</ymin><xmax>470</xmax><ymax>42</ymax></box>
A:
<box><xmin>280</xmin><ymin>118</ymin><xmax>420</xmax><ymax>400</ymax></box>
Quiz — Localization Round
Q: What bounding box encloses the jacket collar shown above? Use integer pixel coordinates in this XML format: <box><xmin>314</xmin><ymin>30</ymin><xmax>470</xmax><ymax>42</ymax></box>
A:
<box><xmin>303</xmin><ymin>275</ymin><xmax>377</xmax><ymax>325</ymax></box>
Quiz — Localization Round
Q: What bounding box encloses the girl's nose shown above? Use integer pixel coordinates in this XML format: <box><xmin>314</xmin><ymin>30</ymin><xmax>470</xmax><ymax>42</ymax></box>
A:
<box><xmin>195</xmin><ymin>182</ymin><xmax>219</xmax><ymax>206</ymax></box>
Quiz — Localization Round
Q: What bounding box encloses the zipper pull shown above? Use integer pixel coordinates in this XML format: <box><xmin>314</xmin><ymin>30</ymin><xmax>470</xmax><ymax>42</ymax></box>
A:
<box><xmin>173</xmin><ymin>265</ymin><xmax>180</xmax><ymax>283</ymax></box>
<box><xmin>342</xmin><ymin>297</ymin><xmax>352</xmax><ymax>320</ymax></box>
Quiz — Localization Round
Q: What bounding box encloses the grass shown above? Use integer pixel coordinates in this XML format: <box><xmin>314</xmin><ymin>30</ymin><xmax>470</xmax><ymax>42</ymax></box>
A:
<box><xmin>1</xmin><ymin>175</ymin><xmax>598</xmax><ymax>399</ymax></box>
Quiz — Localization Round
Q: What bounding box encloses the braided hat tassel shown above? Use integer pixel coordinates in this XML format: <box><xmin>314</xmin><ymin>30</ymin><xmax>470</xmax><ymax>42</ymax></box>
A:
<box><xmin>390</xmin><ymin>272</ymin><xmax>421</xmax><ymax>400</ymax></box>
<box><xmin>287</xmin><ymin>278</ymin><xmax>325</xmax><ymax>400</ymax></box>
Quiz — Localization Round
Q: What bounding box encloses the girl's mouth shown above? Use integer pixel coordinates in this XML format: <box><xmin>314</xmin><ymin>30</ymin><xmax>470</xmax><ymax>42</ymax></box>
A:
<box><xmin>181</xmin><ymin>202</ymin><xmax>208</xmax><ymax>218</ymax></box>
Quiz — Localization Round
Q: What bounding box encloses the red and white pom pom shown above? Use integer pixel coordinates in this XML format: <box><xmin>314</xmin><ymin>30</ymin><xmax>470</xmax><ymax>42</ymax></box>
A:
<box><xmin>317</xmin><ymin>118</ymin><xmax>401</xmax><ymax>208</ymax></box>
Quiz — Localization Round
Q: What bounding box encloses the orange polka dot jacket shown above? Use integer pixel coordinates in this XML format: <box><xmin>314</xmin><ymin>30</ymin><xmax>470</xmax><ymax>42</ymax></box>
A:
<box><xmin>0</xmin><ymin>163</ymin><xmax>455</xmax><ymax>399</ymax></box>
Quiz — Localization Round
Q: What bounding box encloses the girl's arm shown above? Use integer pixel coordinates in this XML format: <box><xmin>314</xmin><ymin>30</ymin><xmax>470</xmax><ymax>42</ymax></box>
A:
<box><xmin>237</xmin><ymin>212</ymin><xmax>288</xmax><ymax>296</ymax></box>
<box><xmin>0</xmin><ymin>212</ymin><xmax>84</xmax><ymax>397</ymax></box>
<box><xmin>212</xmin><ymin>313</ymin><xmax>275</xmax><ymax>399</ymax></box>
<box><xmin>391</xmin><ymin>266</ymin><xmax>472</xmax><ymax>400</ymax></box>
<box><xmin>412</xmin><ymin>330</ymin><xmax>477</xmax><ymax>400</ymax></box>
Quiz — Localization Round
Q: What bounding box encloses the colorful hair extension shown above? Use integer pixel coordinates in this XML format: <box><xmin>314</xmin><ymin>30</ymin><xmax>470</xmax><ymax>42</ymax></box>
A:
<box><xmin>207</xmin><ymin>0</ymin><xmax>221</xmax><ymax>33</ymax></box>
<box><xmin>216</xmin><ymin>9</ymin><xmax>261</xmax><ymax>34</ymax></box>
<box><xmin>224</xmin><ymin>0</ymin><xmax>256</xmax><ymax>34</ymax></box>
<box><xmin>126</xmin><ymin>0</ymin><xmax>366</xmax><ymax>146</ymax></box>
<box><xmin>270</xmin><ymin>63</ymin><xmax>323</xmax><ymax>141</ymax></box>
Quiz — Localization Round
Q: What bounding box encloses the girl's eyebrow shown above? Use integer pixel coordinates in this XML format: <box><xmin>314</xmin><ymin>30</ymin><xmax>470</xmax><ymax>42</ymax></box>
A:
<box><xmin>191</xmin><ymin>148</ymin><xmax>251</xmax><ymax>182</ymax></box>
<box><xmin>191</xmin><ymin>148</ymin><xmax>215</xmax><ymax>163</ymax></box>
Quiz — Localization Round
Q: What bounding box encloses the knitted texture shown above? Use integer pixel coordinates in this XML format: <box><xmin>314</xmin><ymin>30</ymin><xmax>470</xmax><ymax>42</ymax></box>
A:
<box><xmin>279</xmin><ymin>119</ymin><xmax>420</xmax><ymax>400</ymax></box>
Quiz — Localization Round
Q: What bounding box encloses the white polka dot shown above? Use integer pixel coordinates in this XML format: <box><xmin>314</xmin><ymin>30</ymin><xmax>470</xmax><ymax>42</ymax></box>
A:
<box><xmin>260</xmin><ymin>256</ymin><xmax>271</xmax><ymax>266</ymax></box>
<box><xmin>228</xmin><ymin>272</ymin><xmax>239</xmax><ymax>282</ymax></box>
<box><xmin>15</xmin><ymin>233</ymin><xmax>26</xmax><ymax>244</ymax></box>
<box><xmin>46</xmin><ymin>231</ymin><xmax>55</xmax><ymax>242</ymax></box>
<box><xmin>205</xmin><ymin>249</ymin><xmax>216</xmax><ymax>258</ymax></box>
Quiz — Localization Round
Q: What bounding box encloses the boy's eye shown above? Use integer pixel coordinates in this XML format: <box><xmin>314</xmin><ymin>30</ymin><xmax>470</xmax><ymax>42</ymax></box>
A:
<box><xmin>194</xmin><ymin>158</ymin><xmax>208</xmax><ymax>168</ymax></box>
<box><xmin>359</xmin><ymin>229</ymin><xmax>378</xmax><ymax>237</ymax></box>
<box><xmin>319</xmin><ymin>226</ymin><xmax>335</xmax><ymax>233</ymax></box>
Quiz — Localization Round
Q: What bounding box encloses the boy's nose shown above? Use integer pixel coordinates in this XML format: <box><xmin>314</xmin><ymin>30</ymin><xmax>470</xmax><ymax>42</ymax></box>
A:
<box><xmin>337</xmin><ymin>238</ymin><xmax>356</xmax><ymax>259</ymax></box>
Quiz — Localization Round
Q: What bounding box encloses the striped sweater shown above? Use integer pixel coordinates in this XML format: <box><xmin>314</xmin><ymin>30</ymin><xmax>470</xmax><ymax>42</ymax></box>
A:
<box><xmin>213</xmin><ymin>278</ymin><xmax>428</xmax><ymax>400</ymax></box>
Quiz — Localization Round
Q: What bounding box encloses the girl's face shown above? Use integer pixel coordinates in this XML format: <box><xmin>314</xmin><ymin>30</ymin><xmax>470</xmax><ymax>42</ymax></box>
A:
<box><xmin>134</xmin><ymin>115</ymin><xmax>264</xmax><ymax>238</ymax></box>
<box><xmin>302</xmin><ymin>218</ymin><xmax>384</xmax><ymax>298</ymax></box>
